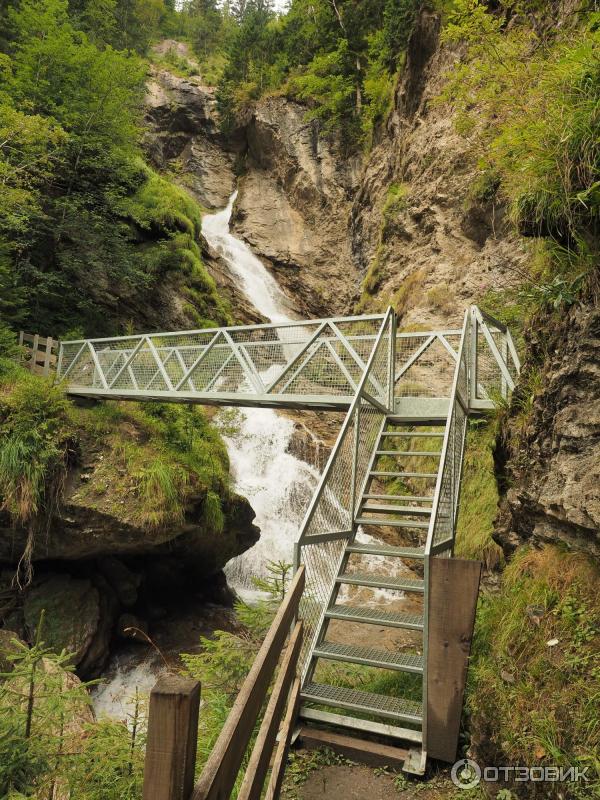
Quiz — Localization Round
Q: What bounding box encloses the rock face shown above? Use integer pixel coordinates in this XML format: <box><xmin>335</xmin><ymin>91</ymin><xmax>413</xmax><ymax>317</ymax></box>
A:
<box><xmin>350</xmin><ymin>10</ymin><xmax>527</xmax><ymax>329</ymax></box>
<box><xmin>233</xmin><ymin>98</ymin><xmax>362</xmax><ymax>317</ymax></box>
<box><xmin>495</xmin><ymin>299</ymin><xmax>600</xmax><ymax>559</ymax></box>
<box><xmin>145</xmin><ymin>66</ymin><xmax>236</xmax><ymax>210</ymax></box>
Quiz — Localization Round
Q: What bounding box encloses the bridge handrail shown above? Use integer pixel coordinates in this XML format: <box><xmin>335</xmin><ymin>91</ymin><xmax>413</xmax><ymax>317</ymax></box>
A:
<box><xmin>142</xmin><ymin>566</ymin><xmax>305</xmax><ymax>800</ymax></box>
<box><xmin>295</xmin><ymin>307</ymin><xmax>394</xmax><ymax>548</ymax></box>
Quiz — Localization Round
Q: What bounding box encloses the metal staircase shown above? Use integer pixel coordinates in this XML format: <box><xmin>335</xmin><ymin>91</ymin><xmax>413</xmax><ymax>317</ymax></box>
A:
<box><xmin>57</xmin><ymin>304</ymin><xmax>520</xmax><ymax>763</ymax></box>
<box><xmin>293</xmin><ymin>306</ymin><xmax>520</xmax><ymax>757</ymax></box>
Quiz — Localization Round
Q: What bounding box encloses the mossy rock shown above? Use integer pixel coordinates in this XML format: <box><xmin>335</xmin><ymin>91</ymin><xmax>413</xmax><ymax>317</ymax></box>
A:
<box><xmin>23</xmin><ymin>575</ymin><xmax>100</xmax><ymax>666</ymax></box>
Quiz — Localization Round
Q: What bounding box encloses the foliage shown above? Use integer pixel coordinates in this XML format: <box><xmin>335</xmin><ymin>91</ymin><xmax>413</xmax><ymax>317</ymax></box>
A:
<box><xmin>441</xmin><ymin>1</ymin><xmax>600</xmax><ymax>309</ymax></box>
<box><xmin>182</xmin><ymin>561</ymin><xmax>291</xmax><ymax>790</ymax></box>
<box><xmin>0</xmin><ymin>624</ymin><xmax>145</xmax><ymax>798</ymax></box>
<box><xmin>0</xmin><ymin>0</ymin><xmax>228</xmax><ymax>340</ymax></box>
<box><xmin>0</xmin><ymin>365</ymin><xmax>231</xmax><ymax>536</ymax></box>
<box><xmin>468</xmin><ymin>546</ymin><xmax>600</xmax><ymax>797</ymax></box>
<box><xmin>184</xmin><ymin>0</ymin><xmax>424</xmax><ymax>147</ymax></box>
<box><xmin>0</xmin><ymin>369</ymin><xmax>71</xmax><ymax>526</ymax></box>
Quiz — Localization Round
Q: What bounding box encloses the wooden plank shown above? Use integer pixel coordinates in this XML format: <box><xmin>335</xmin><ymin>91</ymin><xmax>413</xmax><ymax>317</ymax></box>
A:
<box><xmin>142</xmin><ymin>675</ymin><xmax>200</xmax><ymax>800</ymax></box>
<box><xmin>264</xmin><ymin>679</ymin><xmax>301</xmax><ymax>800</ymax></box>
<box><xmin>426</xmin><ymin>557</ymin><xmax>481</xmax><ymax>763</ymax></box>
<box><xmin>192</xmin><ymin>566</ymin><xmax>305</xmax><ymax>800</ymax></box>
<box><xmin>237</xmin><ymin>621</ymin><xmax>303</xmax><ymax>800</ymax></box>
<box><xmin>297</xmin><ymin>727</ymin><xmax>408</xmax><ymax>769</ymax></box>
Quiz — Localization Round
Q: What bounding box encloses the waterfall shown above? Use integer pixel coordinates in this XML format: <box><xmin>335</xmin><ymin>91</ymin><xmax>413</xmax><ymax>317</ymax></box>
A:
<box><xmin>92</xmin><ymin>192</ymin><xmax>321</xmax><ymax>720</ymax></box>
<box><xmin>202</xmin><ymin>191</ymin><xmax>320</xmax><ymax>597</ymax></box>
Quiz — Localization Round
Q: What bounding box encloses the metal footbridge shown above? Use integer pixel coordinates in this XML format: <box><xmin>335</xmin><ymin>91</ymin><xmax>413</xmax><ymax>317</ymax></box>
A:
<box><xmin>57</xmin><ymin>306</ymin><xmax>520</xmax><ymax>765</ymax></box>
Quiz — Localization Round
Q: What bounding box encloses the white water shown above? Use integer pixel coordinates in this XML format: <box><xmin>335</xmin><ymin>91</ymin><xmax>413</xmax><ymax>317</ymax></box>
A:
<box><xmin>202</xmin><ymin>191</ymin><xmax>294</xmax><ymax>324</ymax></box>
<box><xmin>93</xmin><ymin>190</ymin><xmax>319</xmax><ymax>719</ymax></box>
<box><xmin>203</xmin><ymin>192</ymin><xmax>320</xmax><ymax>594</ymax></box>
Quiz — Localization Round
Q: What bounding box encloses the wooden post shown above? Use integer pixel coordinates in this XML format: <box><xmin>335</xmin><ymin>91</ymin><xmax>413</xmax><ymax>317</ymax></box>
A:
<box><xmin>142</xmin><ymin>675</ymin><xmax>201</xmax><ymax>800</ymax></box>
<box><xmin>426</xmin><ymin>557</ymin><xmax>481</xmax><ymax>763</ymax></box>
<box><xmin>43</xmin><ymin>337</ymin><xmax>53</xmax><ymax>377</ymax></box>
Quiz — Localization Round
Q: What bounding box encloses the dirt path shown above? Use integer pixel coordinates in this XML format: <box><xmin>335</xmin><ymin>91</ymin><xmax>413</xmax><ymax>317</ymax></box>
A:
<box><xmin>281</xmin><ymin>751</ymin><xmax>467</xmax><ymax>800</ymax></box>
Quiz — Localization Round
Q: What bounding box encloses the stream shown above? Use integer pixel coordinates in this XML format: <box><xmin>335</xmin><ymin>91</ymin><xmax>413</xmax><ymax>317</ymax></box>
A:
<box><xmin>92</xmin><ymin>191</ymin><xmax>321</xmax><ymax>718</ymax></box>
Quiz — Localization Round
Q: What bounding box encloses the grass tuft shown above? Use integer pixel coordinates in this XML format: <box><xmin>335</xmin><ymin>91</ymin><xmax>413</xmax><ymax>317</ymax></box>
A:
<box><xmin>455</xmin><ymin>418</ymin><xmax>504</xmax><ymax>570</ymax></box>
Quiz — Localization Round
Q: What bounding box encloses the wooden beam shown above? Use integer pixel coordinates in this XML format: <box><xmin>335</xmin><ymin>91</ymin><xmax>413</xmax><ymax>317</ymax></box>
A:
<box><xmin>142</xmin><ymin>675</ymin><xmax>200</xmax><ymax>800</ymax></box>
<box><xmin>264</xmin><ymin>679</ymin><xmax>301</xmax><ymax>800</ymax></box>
<box><xmin>237</xmin><ymin>621</ymin><xmax>303</xmax><ymax>800</ymax></box>
<box><xmin>426</xmin><ymin>557</ymin><xmax>481</xmax><ymax>763</ymax></box>
<box><xmin>192</xmin><ymin>565</ymin><xmax>305</xmax><ymax>800</ymax></box>
<box><xmin>297</xmin><ymin>727</ymin><xmax>408</xmax><ymax>769</ymax></box>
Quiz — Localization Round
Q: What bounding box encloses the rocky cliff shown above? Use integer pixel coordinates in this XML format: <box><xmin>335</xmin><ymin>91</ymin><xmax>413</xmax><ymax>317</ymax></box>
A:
<box><xmin>496</xmin><ymin>296</ymin><xmax>600</xmax><ymax>559</ymax></box>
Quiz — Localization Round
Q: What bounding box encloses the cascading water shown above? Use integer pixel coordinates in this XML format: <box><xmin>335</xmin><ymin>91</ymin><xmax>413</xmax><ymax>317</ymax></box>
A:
<box><xmin>202</xmin><ymin>192</ymin><xmax>320</xmax><ymax>596</ymax></box>
<box><xmin>92</xmin><ymin>191</ymin><xmax>320</xmax><ymax>720</ymax></box>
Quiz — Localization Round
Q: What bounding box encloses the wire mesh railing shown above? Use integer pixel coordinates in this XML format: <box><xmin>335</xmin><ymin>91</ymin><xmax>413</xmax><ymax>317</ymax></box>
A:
<box><xmin>470</xmin><ymin>306</ymin><xmax>520</xmax><ymax>404</ymax></box>
<box><xmin>294</xmin><ymin>310</ymin><xmax>393</xmax><ymax>675</ymax></box>
<box><xmin>394</xmin><ymin>330</ymin><xmax>461</xmax><ymax>399</ymax></box>
<box><xmin>57</xmin><ymin>314</ymin><xmax>387</xmax><ymax>409</ymax></box>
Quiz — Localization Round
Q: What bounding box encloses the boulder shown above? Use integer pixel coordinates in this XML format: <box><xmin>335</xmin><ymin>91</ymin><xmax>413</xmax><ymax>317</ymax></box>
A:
<box><xmin>23</xmin><ymin>575</ymin><xmax>100</xmax><ymax>667</ymax></box>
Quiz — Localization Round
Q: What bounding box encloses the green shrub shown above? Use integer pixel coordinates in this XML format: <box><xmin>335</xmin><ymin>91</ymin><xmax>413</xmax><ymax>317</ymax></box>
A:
<box><xmin>0</xmin><ymin>371</ymin><xmax>70</xmax><ymax>526</ymax></box>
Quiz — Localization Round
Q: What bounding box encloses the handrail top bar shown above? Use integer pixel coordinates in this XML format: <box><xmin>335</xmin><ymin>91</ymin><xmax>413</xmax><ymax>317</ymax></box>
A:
<box><xmin>60</xmin><ymin>311</ymin><xmax>389</xmax><ymax>345</ymax></box>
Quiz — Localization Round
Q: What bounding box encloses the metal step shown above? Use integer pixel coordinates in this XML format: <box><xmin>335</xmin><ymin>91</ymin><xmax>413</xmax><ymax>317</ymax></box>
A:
<box><xmin>380</xmin><ymin>431</ymin><xmax>445</xmax><ymax>438</ymax></box>
<box><xmin>346</xmin><ymin>543</ymin><xmax>425</xmax><ymax>559</ymax></box>
<box><xmin>359</xmin><ymin>503</ymin><xmax>431</xmax><ymax>515</ymax></box>
<box><xmin>362</xmin><ymin>493</ymin><xmax>434</xmax><ymax>502</ymax></box>
<box><xmin>386</xmin><ymin>415</ymin><xmax>446</xmax><ymax>425</ymax></box>
<box><xmin>313</xmin><ymin>642</ymin><xmax>424</xmax><ymax>674</ymax></box>
<box><xmin>336</xmin><ymin>572</ymin><xmax>425</xmax><ymax>593</ymax></box>
<box><xmin>356</xmin><ymin>517</ymin><xmax>430</xmax><ymax>529</ymax></box>
<box><xmin>301</xmin><ymin>682</ymin><xmax>422</xmax><ymax>726</ymax></box>
<box><xmin>298</xmin><ymin>707</ymin><xmax>423</xmax><ymax>745</ymax></box>
<box><xmin>370</xmin><ymin>471</ymin><xmax>438</xmax><ymax>478</ymax></box>
<box><xmin>325</xmin><ymin>605</ymin><xmax>424</xmax><ymax>630</ymax></box>
<box><xmin>376</xmin><ymin>451</ymin><xmax>441</xmax><ymax>457</ymax></box>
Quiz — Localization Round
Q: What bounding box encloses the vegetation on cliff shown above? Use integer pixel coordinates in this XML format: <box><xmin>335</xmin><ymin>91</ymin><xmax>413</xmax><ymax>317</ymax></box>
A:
<box><xmin>168</xmin><ymin>0</ymin><xmax>421</xmax><ymax>148</ymax></box>
<box><xmin>0</xmin><ymin>0</ymin><xmax>227</xmax><ymax>340</ymax></box>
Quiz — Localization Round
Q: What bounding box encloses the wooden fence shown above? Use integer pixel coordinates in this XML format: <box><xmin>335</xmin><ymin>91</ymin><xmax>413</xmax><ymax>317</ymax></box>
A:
<box><xmin>142</xmin><ymin>565</ymin><xmax>305</xmax><ymax>800</ymax></box>
<box><xmin>19</xmin><ymin>332</ymin><xmax>58</xmax><ymax>377</ymax></box>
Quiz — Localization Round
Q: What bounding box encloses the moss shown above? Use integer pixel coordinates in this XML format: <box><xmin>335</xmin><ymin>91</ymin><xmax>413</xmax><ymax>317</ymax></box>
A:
<box><xmin>0</xmin><ymin>367</ymin><xmax>231</xmax><ymax>535</ymax></box>
<box><xmin>455</xmin><ymin>418</ymin><xmax>504</xmax><ymax>570</ymax></box>
<box><xmin>391</xmin><ymin>267</ymin><xmax>426</xmax><ymax>318</ymax></box>
<box><xmin>70</xmin><ymin>400</ymin><xmax>230</xmax><ymax>531</ymax></box>
<box><xmin>381</xmin><ymin>182</ymin><xmax>410</xmax><ymax>238</ymax></box>
<box><xmin>468</xmin><ymin>547</ymin><xmax>600</xmax><ymax>796</ymax></box>
<box><xmin>120</xmin><ymin>165</ymin><xmax>202</xmax><ymax>237</ymax></box>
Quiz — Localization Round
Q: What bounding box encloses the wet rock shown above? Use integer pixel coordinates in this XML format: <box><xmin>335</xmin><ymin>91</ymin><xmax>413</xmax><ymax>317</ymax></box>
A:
<box><xmin>97</xmin><ymin>557</ymin><xmax>141</xmax><ymax>607</ymax></box>
<box><xmin>117</xmin><ymin>613</ymin><xmax>149</xmax><ymax>642</ymax></box>
<box><xmin>145</xmin><ymin>67</ymin><xmax>236</xmax><ymax>210</ymax></box>
<box><xmin>233</xmin><ymin>97</ymin><xmax>362</xmax><ymax>317</ymax></box>
<box><xmin>23</xmin><ymin>575</ymin><xmax>100</xmax><ymax>667</ymax></box>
